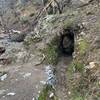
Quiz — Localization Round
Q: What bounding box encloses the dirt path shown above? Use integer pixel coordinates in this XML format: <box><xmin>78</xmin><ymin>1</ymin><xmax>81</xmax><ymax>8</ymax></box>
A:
<box><xmin>0</xmin><ymin>34</ymin><xmax>48</xmax><ymax>100</ymax></box>
<box><xmin>0</xmin><ymin>55</ymin><xmax>73</xmax><ymax>100</ymax></box>
<box><xmin>55</xmin><ymin>56</ymin><xmax>72</xmax><ymax>100</ymax></box>
<box><xmin>0</xmin><ymin>33</ymin><xmax>73</xmax><ymax>100</ymax></box>
<box><xmin>0</xmin><ymin>62</ymin><xmax>48</xmax><ymax>100</ymax></box>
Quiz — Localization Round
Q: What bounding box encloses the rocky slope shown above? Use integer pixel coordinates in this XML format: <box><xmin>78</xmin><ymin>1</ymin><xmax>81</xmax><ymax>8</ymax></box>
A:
<box><xmin>0</xmin><ymin>0</ymin><xmax>100</xmax><ymax>100</ymax></box>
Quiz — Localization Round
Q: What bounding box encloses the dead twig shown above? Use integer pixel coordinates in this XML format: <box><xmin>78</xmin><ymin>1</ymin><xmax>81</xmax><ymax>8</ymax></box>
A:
<box><xmin>34</xmin><ymin>54</ymin><xmax>45</xmax><ymax>66</ymax></box>
<box><xmin>34</xmin><ymin>0</ymin><xmax>54</xmax><ymax>20</ymax></box>
<box><xmin>79</xmin><ymin>0</ymin><xmax>99</xmax><ymax>8</ymax></box>
<box><xmin>33</xmin><ymin>0</ymin><xmax>62</xmax><ymax>26</ymax></box>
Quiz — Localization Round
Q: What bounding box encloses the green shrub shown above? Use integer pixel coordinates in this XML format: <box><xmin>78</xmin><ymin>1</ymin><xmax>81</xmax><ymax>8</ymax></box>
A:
<box><xmin>44</xmin><ymin>45</ymin><xmax>58</xmax><ymax>65</ymax></box>
<box><xmin>78</xmin><ymin>39</ymin><xmax>89</xmax><ymax>55</ymax></box>
<box><xmin>68</xmin><ymin>61</ymin><xmax>85</xmax><ymax>73</ymax></box>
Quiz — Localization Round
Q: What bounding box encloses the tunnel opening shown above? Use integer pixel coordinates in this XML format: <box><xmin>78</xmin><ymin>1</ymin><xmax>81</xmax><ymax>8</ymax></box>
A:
<box><xmin>44</xmin><ymin>26</ymin><xmax>77</xmax><ymax>65</ymax></box>
<box><xmin>59</xmin><ymin>27</ymin><xmax>74</xmax><ymax>56</ymax></box>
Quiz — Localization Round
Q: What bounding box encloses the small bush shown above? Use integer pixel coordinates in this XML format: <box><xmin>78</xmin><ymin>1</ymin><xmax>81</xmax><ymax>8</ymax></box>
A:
<box><xmin>78</xmin><ymin>39</ymin><xmax>89</xmax><ymax>55</ymax></box>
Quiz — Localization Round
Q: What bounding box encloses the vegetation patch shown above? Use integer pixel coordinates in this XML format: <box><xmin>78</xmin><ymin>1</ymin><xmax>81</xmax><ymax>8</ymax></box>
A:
<box><xmin>68</xmin><ymin>60</ymin><xmax>85</xmax><ymax>73</ymax></box>
<box><xmin>38</xmin><ymin>84</ymin><xmax>58</xmax><ymax>100</ymax></box>
<box><xmin>78</xmin><ymin>39</ymin><xmax>89</xmax><ymax>55</ymax></box>
<box><xmin>43</xmin><ymin>36</ymin><xmax>60</xmax><ymax>65</ymax></box>
<box><xmin>67</xmin><ymin>60</ymin><xmax>99</xmax><ymax>100</ymax></box>
<box><xmin>63</xmin><ymin>16</ymin><xmax>79</xmax><ymax>31</ymax></box>
<box><xmin>66</xmin><ymin>34</ymin><xmax>99</xmax><ymax>99</ymax></box>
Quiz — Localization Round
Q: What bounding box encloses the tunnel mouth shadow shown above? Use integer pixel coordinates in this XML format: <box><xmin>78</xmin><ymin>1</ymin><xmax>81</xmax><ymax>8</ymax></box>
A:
<box><xmin>58</xmin><ymin>27</ymin><xmax>75</xmax><ymax>57</ymax></box>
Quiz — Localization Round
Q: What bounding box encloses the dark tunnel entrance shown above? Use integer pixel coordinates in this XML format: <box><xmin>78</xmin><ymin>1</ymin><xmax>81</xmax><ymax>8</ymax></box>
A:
<box><xmin>59</xmin><ymin>27</ymin><xmax>74</xmax><ymax>56</ymax></box>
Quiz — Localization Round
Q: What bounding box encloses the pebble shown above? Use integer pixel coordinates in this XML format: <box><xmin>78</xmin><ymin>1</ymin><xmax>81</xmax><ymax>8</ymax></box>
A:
<box><xmin>2</xmin><ymin>96</ymin><xmax>5</xmax><ymax>98</ymax></box>
<box><xmin>89</xmin><ymin>62</ymin><xmax>95</xmax><ymax>69</ymax></box>
<box><xmin>23</xmin><ymin>73</ymin><xmax>31</xmax><ymax>78</ymax></box>
<box><xmin>0</xmin><ymin>73</ymin><xmax>7</xmax><ymax>81</ymax></box>
<box><xmin>49</xmin><ymin>93</ymin><xmax>54</xmax><ymax>98</ymax></box>
<box><xmin>68</xmin><ymin>91</ymin><xmax>71</xmax><ymax>95</ymax></box>
<box><xmin>7</xmin><ymin>92</ymin><xmax>16</xmax><ymax>96</ymax></box>
<box><xmin>11</xmin><ymin>30</ymin><xmax>21</xmax><ymax>34</ymax></box>
<box><xmin>38</xmin><ymin>91</ymin><xmax>40</xmax><ymax>94</ymax></box>
<box><xmin>40</xmin><ymin>81</ymin><xmax>46</xmax><ymax>85</ymax></box>
<box><xmin>32</xmin><ymin>97</ymin><xmax>35</xmax><ymax>100</ymax></box>
<box><xmin>86</xmin><ymin>62</ymin><xmax>96</xmax><ymax>69</ymax></box>
<box><xmin>15</xmin><ymin>79</ymin><xmax>18</xmax><ymax>81</ymax></box>
<box><xmin>80</xmin><ymin>31</ymin><xmax>86</xmax><ymax>36</ymax></box>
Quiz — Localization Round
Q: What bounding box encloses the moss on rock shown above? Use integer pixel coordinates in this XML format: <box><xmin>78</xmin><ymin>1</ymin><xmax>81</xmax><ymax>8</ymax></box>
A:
<box><xmin>44</xmin><ymin>45</ymin><xmax>58</xmax><ymax>65</ymax></box>
<box><xmin>43</xmin><ymin>36</ymin><xmax>60</xmax><ymax>65</ymax></box>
